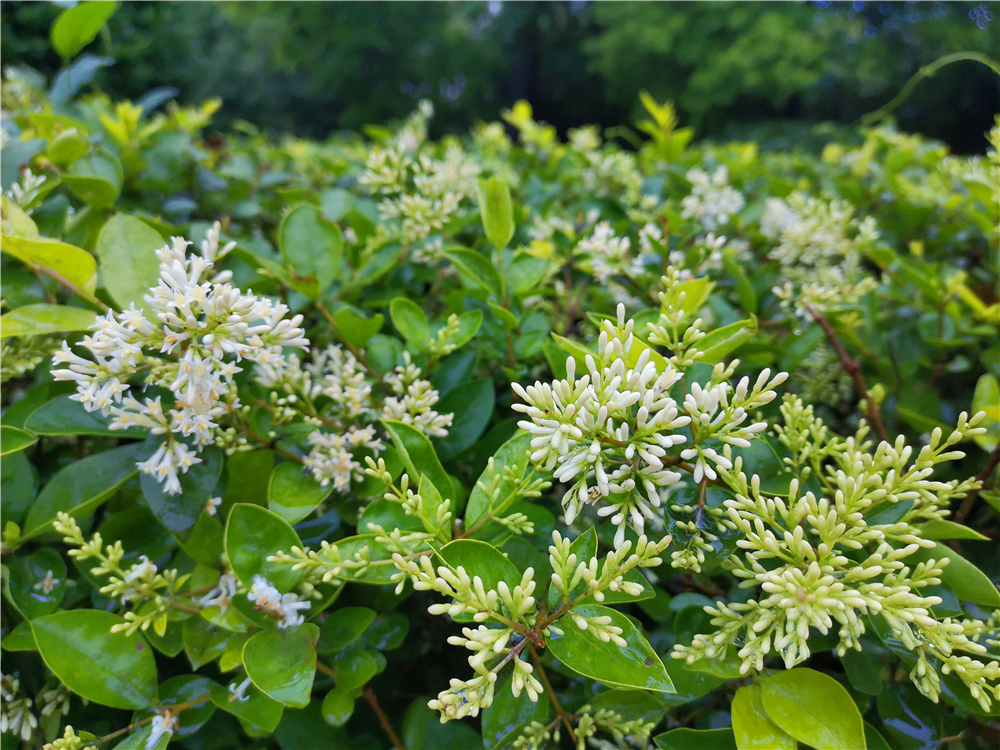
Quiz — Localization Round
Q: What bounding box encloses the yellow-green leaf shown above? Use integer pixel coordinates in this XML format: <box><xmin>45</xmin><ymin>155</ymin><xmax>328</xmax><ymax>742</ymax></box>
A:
<box><xmin>1</xmin><ymin>234</ymin><xmax>97</xmax><ymax>295</ymax></box>
<box><xmin>0</xmin><ymin>303</ymin><xmax>96</xmax><ymax>340</ymax></box>
<box><xmin>760</xmin><ymin>667</ymin><xmax>866</xmax><ymax>750</ymax></box>
<box><xmin>732</xmin><ymin>684</ymin><xmax>795</xmax><ymax>750</ymax></box>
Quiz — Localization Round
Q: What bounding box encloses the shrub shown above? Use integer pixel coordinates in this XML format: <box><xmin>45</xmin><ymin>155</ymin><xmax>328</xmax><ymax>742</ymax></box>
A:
<box><xmin>2</xmin><ymin>9</ymin><xmax>1000</xmax><ymax>750</ymax></box>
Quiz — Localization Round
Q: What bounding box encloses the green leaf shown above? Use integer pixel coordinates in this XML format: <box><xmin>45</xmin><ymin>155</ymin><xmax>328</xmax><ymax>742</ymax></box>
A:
<box><xmin>51</xmin><ymin>0</ymin><xmax>117</xmax><ymax>57</ymax></box>
<box><xmin>547</xmin><ymin>604</ymin><xmax>674</xmax><ymax>692</ymax></box>
<box><xmin>62</xmin><ymin>151</ymin><xmax>123</xmax><ymax>208</ymax></box>
<box><xmin>243</xmin><ymin>623</ymin><xmax>319</xmax><ymax>708</ymax></box>
<box><xmin>24</xmin><ymin>393</ymin><xmax>143</xmax><ymax>437</ymax></box>
<box><xmin>759</xmin><ymin>667</ymin><xmax>866</xmax><ymax>750</ymax></box>
<box><xmin>268</xmin><ymin>461</ymin><xmax>331</xmax><ymax>525</ymax></box>
<box><xmin>141</xmin><ymin>444</ymin><xmax>222</xmax><ymax>540</ymax></box>
<box><xmin>48</xmin><ymin>128</ymin><xmax>89</xmax><ymax>168</ymax></box>
<box><xmin>876</xmin><ymin>683</ymin><xmax>942</xmax><ymax>750</ymax></box>
<box><xmin>279</xmin><ymin>204</ymin><xmax>343</xmax><ymax>292</ymax></box>
<box><xmin>223</xmin><ymin>448</ymin><xmax>273</xmax><ymax>508</ymax></box>
<box><xmin>841</xmin><ymin>648</ymin><xmax>885</xmax><ymax>697</ymax></box>
<box><xmin>476</xmin><ymin>177</ymin><xmax>515</xmax><ymax>252</ymax></box>
<box><xmin>437</xmin><ymin>538</ymin><xmax>520</xmax><ymax>591</ymax></box>
<box><xmin>177</xmin><ymin>512</ymin><xmax>225</xmax><ymax>566</ymax></box>
<box><xmin>444</xmin><ymin>248</ymin><xmax>503</xmax><ymax>299</ymax></box>
<box><xmin>505</xmin><ymin>252</ymin><xmax>549</xmax><ymax>297</ymax></box>
<box><xmin>182</xmin><ymin>617</ymin><xmax>248</xmax><ymax>668</ymax></box>
<box><xmin>320</xmin><ymin>687</ymin><xmax>355</xmax><ymax>727</ymax></box>
<box><xmin>22</xmin><ymin>442</ymin><xmax>143</xmax><ymax>538</ymax></box>
<box><xmin>1</xmin><ymin>620</ymin><xmax>37</xmax><ymax>652</ymax></box>
<box><xmin>732</xmin><ymin>684</ymin><xmax>796</xmax><ymax>750</ymax></box>
<box><xmin>489</xmin><ymin>300</ymin><xmax>520</xmax><ymax>331</ymax></box>
<box><xmin>465</xmin><ymin>431</ymin><xmax>532</xmax><ymax>528</ymax></box>
<box><xmin>433</xmin><ymin>378</ymin><xmax>495</xmax><ymax>461</ymax></box>
<box><xmin>907</xmin><ymin>542</ymin><xmax>1000</xmax><ymax>608</ymax></box>
<box><xmin>5</xmin><ymin>548</ymin><xmax>67</xmax><ymax>619</ymax></box>
<box><xmin>551</xmin><ymin>332</ymin><xmax>594</xmax><ymax>373</ymax></box>
<box><xmin>1</xmin><ymin>234</ymin><xmax>97</xmax><ymax>295</ymax></box>
<box><xmin>226</xmin><ymin>503</ymin><xmax>303</xmax><ymax>593</ymax></box>
<box><xmin>333</xmin><ymin>307</ymin><xmax>383</xmax><ymax>349</ymax></box>
<box><xmin>0</xmin><ymin>303</ymin><xmax>95</xmax><ymax>340</ymax></box>
<box><xmin>721</xmin><ymin>253</ymin><xmax>757</xmax><ymax>313</ymax></box>
<box><xmin>448</xmin><ymin>309</ymin><xmax>484</xmax><ymax>350</ymax></box>
<box><xmin>654</xmin><ymin>728</ymin><xmax>736</xmax><ymax>750</ymax></box>
<box><xmin>697</xmin><ymin>315</ymin><xmax>758</xmax><ymax>364</ymax></box>
<box><xmin>0</xmin><ymin>425</ymin><xmax>36</xmax><ymax>456</ymax></box>
<box><xmin>916</xmin><ymin>520</ymin><xmax>989</xmax><ymax>541</ymax></box>
<box><xmin>381</xmin><ymin>419</ymin><xmax>453</xmax><ymax>504</ymax></box>
<box><xmin>971</xmin><ymin>373</ymin><xmax>999</xmax><ymax>452</ymax></box>
<box><xmin>209</xmin><ymin>680</ymin><xmax>284</xmax><ymax>733</ymax></box>
<box><xmin>334</xmin><ymin>650</ymin><xmax>378</xmax><ymax>691</ymax></box>
<box><xmin>481</xmin><ymin>670</ymin><xmax>550</xmax><ymax>750</ymax></box>
<box><xmin>863</xmin><ymin>723</ymin><xmax>892</xmax><ymax>750</ymax></box>
<box><xmin>390</xmin><ymin>298</ymin><xmax>431</xmax><ymax>350</ymax></box>
<box><xmin>417</xmin><ymin>473</ymin><xmax>451</xmax><ymax>540</ymax></box>
<box><xmin>317</xmin><ymin>607</ymin><xmax>376</xmax><ymax>653</ymax></box>
<box><xmin>96</xmin><ymin>213</ymin><xmax>163</xmax><ymax>310</ymax></box>
<box><xmin>133</xmin><ymin>675</ymin><xmax>216</xmax><ymax>736</ymax></box>
<box><xmin>32</xmin><ymin>609</ymin><xmax>158</xmax><ymax>709</ymax></box>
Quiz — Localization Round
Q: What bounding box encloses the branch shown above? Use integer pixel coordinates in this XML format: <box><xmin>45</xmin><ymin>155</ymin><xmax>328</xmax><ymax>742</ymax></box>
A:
<box><xmin>529</xmin><ymin>645</ymin><xmax>579</xmax><ymax>747</ymax></box>
<box><xmin>809</xmin><ymin>307</ymin><xmax>889</xmax><ymax>443</ymax></box>
<box><xmin>954</xmin><ymin>442</ymin><xmax>1000</xmax><ymax>525</ymax></box>
<box><xmin>316</xmin><ymin>301</ymin><xmax>390</xmax><ymax>392</ymax></box>
<box><xmin>362</xmin><ymin>685</ymin><xmax>407</xmax><ymax>750</ymax></box>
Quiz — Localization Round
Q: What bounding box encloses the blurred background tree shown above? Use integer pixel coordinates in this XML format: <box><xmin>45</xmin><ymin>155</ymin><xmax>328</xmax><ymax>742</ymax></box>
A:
<box><xmin>2</xmin><ymin>0</ymin><xmax>998</xmax><ymax>152</ymax></box>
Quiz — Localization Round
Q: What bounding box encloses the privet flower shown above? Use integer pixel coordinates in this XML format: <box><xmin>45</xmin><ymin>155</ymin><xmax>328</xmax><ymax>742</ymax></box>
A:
<box><xmin>0</xmin><ymin>674</ymin><xmax>37</xmax><ymax>742</ymax></box>
<box><xmin>513</xmin><ymin>301</ymin><xmax>786</xmax><ymax>548</ymax></box>
<box><xmin>247</xmin><ymin>575</ymin><xmax>310</xmax><ymax>630</ymax></box>
<box><xmin>673</xmin><ymin>399</ymin><xmax>1000</xmax><ymax>710</ymax></box>
<box><xmin>680</xmin><ymin>165</ymin><xmax>745</xmax><ymax>231</ymax></box>
<box><xmin>51</xmin><ymin>222</ymin><xmax>309</xmax><ymax>494</ymax></box>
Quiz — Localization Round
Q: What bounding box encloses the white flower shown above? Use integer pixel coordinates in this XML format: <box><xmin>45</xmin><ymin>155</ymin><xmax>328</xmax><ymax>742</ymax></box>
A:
<box><xmin>205</xmin><ymin>497</ymin><xmax>221</xmax><ymax>516</ymax></box>
<box><xmin>247</xmin><ymin>575</ymin><xmax>310</xmax><ymax>629</ymax></box>
<box><xmin>32</xmin><ymin>570</ymin><xmax>60</xmax><ymax>595</ymax></box>
<box><xmin>197</xmin><ymin>572</ymin><xmax>238</xmax><ymax>608</ymax></box>
<box><xmin>681</xmin><ymin>166</ymin><xmax>745</xmax><ymax>231</ymax></box>
<box><xmin>146</xmin><ymin>710</ymin><xmax>176</xmax><ymax>749</ymax></box>
<box><xmin>228</xmin><ymin>677</ymin><xmax>252</xmax><ymax>703</ymax></box>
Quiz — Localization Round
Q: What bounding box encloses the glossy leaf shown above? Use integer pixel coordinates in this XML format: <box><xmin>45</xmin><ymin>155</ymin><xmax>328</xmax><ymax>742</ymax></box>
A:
<box><xmin>1</xmin><ymin>234</ymin><xmax>97</xmax><ymax>295</ymax></box>
<box><xmin>321</xmin><ymin>687</ymin><xmax>355</xmax><ymax>727</ymax></box>
<box><xmin>0</xmin><ymin>303</ymin><xmax>95</xmax><ymax>340</ymax></box>
<box><xmin>547</xmin><ymin>604</ymin><xmax>674</xmax><ymax>692</ymax></box>
<box><xmin>226</xmin><ymin>503</ymin><xmax>303</xmax><ymax>592</ymax></box>
<box><xmin>243</xmin><ymin>623</ymin><xmax>319</xmax><ymax>708</ymax></box>
<box><xmin>5</xmin><ymin>548</ymin><xmax>67</xmax><ymax>619</ymax></box>
<box><xmin>732</xmin><ymin>684</ymin><xmax>795</xmax><ymax>750</ymax></box>
<box><xmin>268</xmin><ymin>461</ymin><xmax>331</xmax><ymax>525</ymax></box>
<box><xmin>915</xmin><ymin>519</ymin><xmax>989</xmax><ymax>541</ymax></box>
<box><xmin>22</xmin><ymin>442</ymin><xmax>144</xmax><ymax>538</ymax></box>
<box><xmin>32</xmin><ymin>609</ymin><xmax>158</xmax><ymax>709</ymax></box>
<box><xmin>654</xmin><ymin>728</ymin><xmax>736</xmax><ymax>750</ymax></box>
<box><xmin>317</xmin><ymin>607</ymin><xmax>376</xmax><ymax>653</ymax></box>
<box><xmin>876</xmin><ymin>683</ymin><xmax>942</xmax><ymax>750</ymax></box>
<box><xmin>760</xmin><ymin>667</ymin><xmax>866</xmax><ymax>750</ymax></box>
<box><xmin>697</xmin><ymin>315</ymin><xmax>758</xmax><ymax>363</ymax></box>
<box><xmin>390</xmin><ymin>297</ymin><xmax>431</xmax><ymax>349</ymax></box>
<box><xmin>437</xmin><ymin>539</ymin><xmax>521</xmax><ymax>591</ymax></box>
<box><xmin>466</xmin><ymin>431</ymin><xmax>533</xmax><ymax>528</ymax></box>
<box><xmin>96</xmin><ymin>213</ymin><xmax>163</xmax><ymax>309</ymax></box>
<box><xmin>209</xmin><ymin>679</ymin><xmax>284</xmax><ymax>732</ymax></box>
<box><xmin>24</xmin><ymin>393</ymin><xmax>145</xmax><ymax>437</ymax></box>
<box><xmin>333</xmin><ymin>650</ymin><xmax>378</xmax><ymax>691</ymax></box>
<box><xmin>433</xmin><ymin>377</ymin><xmax>495</xmax><ymax>461</ymax></box>
<box><xmin>907</xmin><ymin>542</ymin><xmax>1000</xmax><ymax>608</ymax></box>
<box><xmin>141</xmin><ymin>444</ymin><xmax>223</xmax><ymax>540</ymax></box>
<box><xmin>63</xmin><ymin>151</ymin><xmax>123</xmax><ymax>208</ymax></box>
<box><xmin>382</xmin><ymin>419</ymin><xmax>453</xmax><ymax>504</ymax></box>
<box><xmin>0</xmin><ymin>425</ymin><xmax>36</xmax><ymax>456</ymax></box>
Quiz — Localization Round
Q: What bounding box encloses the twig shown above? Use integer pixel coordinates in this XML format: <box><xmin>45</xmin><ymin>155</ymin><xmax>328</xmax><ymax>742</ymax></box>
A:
<box><xmin>315</xmin><ymin>660</ymin><xmax>337</xmax><ymax>679</ymax></box>
<box><xmin>809</xmin><ymin>307</ymin><xmax>889</xmax><ymax>443</ymax></box>
<box><xmin>529</xmin><ymin>646</ymin><xmax>579</xmax><ymax>747</ymax></box>
<box><xmin>362</xmin><ymin>685</ymin><xmax>407</xmax><ymax>750</ymax></box>
<box><xmin>954</xmin><ymin>442</ymin><xmax>1000</xmax><ymax>525</ymax></box>
<box><xmin>95</xmin><ymin>694</ymin><xmax>211</xmax><ymax>745</ymax></box>
<box><xmin>245</xmin><ymin>428</ymin><xmax>304</xmax><ymax>463</ymax></box>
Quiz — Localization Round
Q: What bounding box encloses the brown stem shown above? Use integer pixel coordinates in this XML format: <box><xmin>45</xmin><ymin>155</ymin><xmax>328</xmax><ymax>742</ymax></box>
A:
<box><xmin>95</xmin><ymin>694</ymin><xmax>211</xmax><ymax>745</ymax></box>
<box><xmin>245</xmin><ymin>428</ymin><xmax>304</xmax><ymax>463</ymax></box>
<box><xmin>316</xmin><ymin>301</ymin><xmax>390</xmax><ymax>391</ymax></box>
<box><xmin>954</xmin><ymin>442</ymin><xmax>1000</xmax><ymax>525</ymax></box>
<box><xmin>809</xmin><ymin>306</ymin><xmax>889</xmax><ymax>443</ymax></box>
<box><xmin>362</xmin><ymin>685</ymin><xmax>407</xmax><ymax>750</ymax></box>
<box><xmin>529</xmin><ymin>645</ymin><xmax>579</xmax><ymax>747</ymax></box>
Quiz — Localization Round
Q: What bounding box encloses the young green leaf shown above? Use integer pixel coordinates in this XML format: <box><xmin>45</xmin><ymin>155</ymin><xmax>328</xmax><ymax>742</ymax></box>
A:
<box><xmin>50</xmin><ymin>0</ymin><xmax>117</xmax><ymax>58</ymax></box>
<box><xmin>209</xmin><ymin>680</ymin><xmax>284</xmax><ymax>733</ymax></box>
<box><xmin>1</xmin><ymin>235</ymin><xmax>98</xmax><ymax>296</ymax></box>
<box><xmin>381</xmin><ymin>419</ymin><xmax>453</xmax><ymax>504</ymax></box>
<box><xmin>476</xmin><ymin>177</ymin><xmax>515</xmax><ymax>252</ymax></box>
<box><xmin>437</xmin><ymin>539</ymin><xmax>520</xmax><ymax>591</ymax></box>
<box><xmin>0</xmin><ymin>303</ymin><xmax>96</xmax><ymax>340</ymax></box>
<box><xmin>444</xmin><ymin>247</ymin><xmax>503</xmax><ymax>299</ymax></box>
<box><xmin>279</xmin><ymin>204</ymin><xmax>343</xmax><ymax>292</ymax></box>
<box><xmin>759</xmin><ymin>667</ymin><xmax>866</xmax><ymax>750</ymax></box>
<box><xmin>389</xmin><ymin>297</ymin><xmax>431</xmax><ymax>350</ymax></box>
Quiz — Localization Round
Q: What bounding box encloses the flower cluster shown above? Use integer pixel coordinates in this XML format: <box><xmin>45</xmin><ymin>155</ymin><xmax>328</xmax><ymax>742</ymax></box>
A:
<box><xmin>680</xmin><ymin>166</ymin><xmax>745</xmax><ymax>231</ymax></box>
<box><xmin>1</xmin><ymin>674</ymin><xmax>37</xmax><ymax>743</ymax></box>
<box><xmin>514</xmin><ymin>300</ymin><xmax>786</xmax><ymax>548</ymax></box>
<box><xmin>672</xmin><ymin>399</ymin><xmax>1000</xmax><ymax>710</ymax></box>
<box><xmin>54</xmin><ymin>512</ymin><xmax>183</xmax><ymax>635</ymax></box>
<box><xmin>257</xmin><ymin>345</ymin><xmax>451</xmax><ymax>491</ymax></box>
<box><xmin>762</xmin><ymin>193</ymin><xmax>879</xmax><ymax>321</ymax></box>
<box><xmin>51</xmin><ymin>222</ymin><xmax>309</xmax><ymax>494</ymax></box>
<box><xmin>247</xmin><ymin>575</ymin><xmax>310</xmax><ymax>630</ymax></box>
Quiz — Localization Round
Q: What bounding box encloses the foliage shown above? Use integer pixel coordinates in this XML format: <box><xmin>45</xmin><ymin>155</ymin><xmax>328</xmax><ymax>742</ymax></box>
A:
<box><xmin>2</xmin><ymin>7</ymin><xmax>1000</xmax><ymax>750</ymax></box>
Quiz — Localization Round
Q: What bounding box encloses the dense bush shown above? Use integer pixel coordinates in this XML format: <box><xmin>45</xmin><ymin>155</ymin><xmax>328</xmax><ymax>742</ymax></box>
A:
<box><xmin>2</xmin><ymin>5</ymin><xmax>1000</xmax><ymax>750</ymax></box>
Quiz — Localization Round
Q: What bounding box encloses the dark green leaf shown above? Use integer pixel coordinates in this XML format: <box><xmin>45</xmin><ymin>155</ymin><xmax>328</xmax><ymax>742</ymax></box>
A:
<box><xmin>226</xmin><ymin>503</ymin><xmax>303</xmax><ymax>593</ymax></box>
<box><xmin>0</xmin><ymin>425</ymin><xmax>36</xmax><ymax>456</ymax></box>
<box><xmin>317</xmin><ymin>607</ymin><xmax>376</xmax><ymax>653</ymax></box>
<box><xmin>433</xmin><ymin>378</ymin><xmax>495</xmax><ymax>461</ymax></box>
<box><xmin>141</xmin><ymin>445</ymin><xmax>223</xmax><ymax>540</ymax></box>
<box><xmin>654</xmin><ymin>728</ymin><xmax>736</xmax><ymax>750</ymax></box>
<box><xmin>268</xmin><ymin>461</ymin><xmax>331</xmax><ymax>525</ymax></box>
